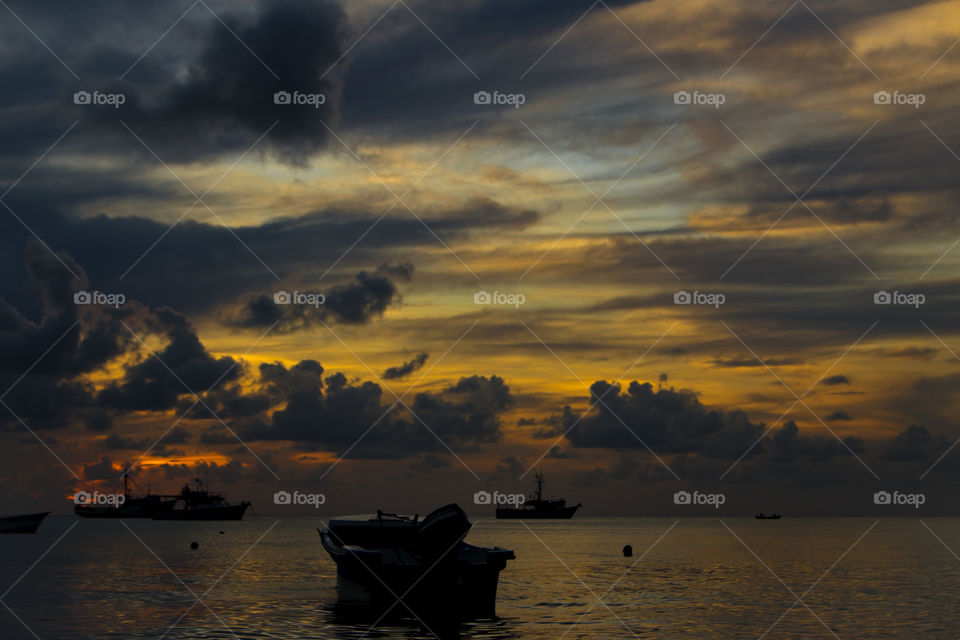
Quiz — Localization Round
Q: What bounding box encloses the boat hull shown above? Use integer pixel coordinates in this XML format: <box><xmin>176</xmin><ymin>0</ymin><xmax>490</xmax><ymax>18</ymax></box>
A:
<box><xmin>75</xmin><ymin>498</ymin><xmax>177</xmax><ymax>519</ymax></box>
<box><xmin>0</xmin><ymin>511</ymin><xmax>50</xmax><ymax>533</ymax></box>
<box><xmin>495</xmin><ymin>504</ymin><xmax>580</xmax><ymax>519</ymax></box>
<box><xmin>153</xmin><ymin>502</ymin><xmax>250</xmax><ymax>521</ymax></box>
<box><xmin>322</xmin><ymin>532</ymin><xmax>513</xmax><ymax>617</ymax></box>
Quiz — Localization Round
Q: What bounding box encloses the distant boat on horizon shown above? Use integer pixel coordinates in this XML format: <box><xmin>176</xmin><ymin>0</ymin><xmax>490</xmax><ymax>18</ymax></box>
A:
<box><xmin>74</xmin><ymin>470</ymin><xmax>177</xmax><ymax>519</ymax></box>
<box><xmin>495</xmin><ymin>472</ymin><xmax>581</xmax><ymax>520</ymax></box>
<box><xmin>0</xmin><ymin>511</ymin><xmax>50</xmax><ymax>533</ymax></box>
<box><xmin>152</xmin><ymin>478</ymin><xmax>250</xmax><ymax>521</ymax></box>
<box><xmin>755</xmin><ymin>513</ymin><xmax>782</xmax><ymax>520</ymax></box>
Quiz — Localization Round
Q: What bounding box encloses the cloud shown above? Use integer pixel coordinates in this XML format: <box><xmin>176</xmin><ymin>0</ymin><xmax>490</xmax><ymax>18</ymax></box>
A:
<box><xmin>882</xmin><ymin>425</ymin><xmax>950</xmax><ymax>462</ymax></box>
<box><xmin>383</xmin><ymin>352</ymin><xmax>429</xmax><ymax>380</ymax></box>
<box><xmin>95</xmin><ymin>0</ymin><xmax>348</xmax><ymax>166</ymax></box>
<box><xmin>542</xmin><ymin>380</ymin><xmax>764</xmax><ymax>459</ymax></box>
<box><xmin>826</xmin><ymin>410</ymin><xmax>853</xmax><ymax>421</ymax></box>
<box><xmin>239</xmin><ymin>364</ymin><xmax>512</xmax><ymax>458</ymax></box>
<box><xmin>98</xmin><ymin>308</ymin><xmax>240</xmax><ymax>411</ymax></box>
<box><xmin>822</xmin><ymin>375</ymin><xmax>851</xmax><ymax>386</ymax></box>
<box><xmin>222</xmin><ymin>270</ymin><xmax>401</xmax><ymax>332</ymax></box>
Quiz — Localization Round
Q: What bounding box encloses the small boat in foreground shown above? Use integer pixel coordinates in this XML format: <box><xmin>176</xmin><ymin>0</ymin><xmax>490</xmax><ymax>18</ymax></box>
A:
<box><xmin>755</xmin><ymin>513</ymin><xmax>782</xmax><ymax>520</ymax></box>
<box><xmin>152</xmin><ymin>479</ymin><xmax>250</xmax><ymax>521</ymax></box>
<box><xmin>0</xmin><ymin>512</ymin><xmax>50</xmax><ymax>533</ymax></box>
<box><xmin>319</xmin><ymin>504</ymin><xmax>514</xmax><ymax>617</ymax></box>
<box><xmin>495</xmin><ymin>472</ymin><xmax>581</xmax><ymax>519</ymax></box>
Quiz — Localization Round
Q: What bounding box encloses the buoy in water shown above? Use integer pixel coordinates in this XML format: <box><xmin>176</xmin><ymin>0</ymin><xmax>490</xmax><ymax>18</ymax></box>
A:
<box><xmin>622</xmin><ymin>544</ymin><xmax>633</xmax><ymax>557</ymax></box>
<box><xmin>190</xmin><ymin>541</ymin><xmax>199</xmax><ymax>550</ymax></box>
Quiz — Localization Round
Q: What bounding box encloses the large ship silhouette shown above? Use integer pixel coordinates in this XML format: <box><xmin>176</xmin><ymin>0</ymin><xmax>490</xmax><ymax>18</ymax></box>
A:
<box><xmin>495</xmin><ymin>472</ymin><xmax>581</xmax><ymax>519</ymax></box>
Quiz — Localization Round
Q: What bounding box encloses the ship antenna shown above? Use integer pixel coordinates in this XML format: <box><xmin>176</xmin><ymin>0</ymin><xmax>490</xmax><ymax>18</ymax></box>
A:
<box><xmin>536</xmin><ymin>471</ymin><xmax>543</xmax><ymax>503</ymax></box>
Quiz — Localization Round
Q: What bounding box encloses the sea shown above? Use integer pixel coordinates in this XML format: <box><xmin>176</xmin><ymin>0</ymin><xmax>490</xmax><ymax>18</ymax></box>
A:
<box><xmin>0</xmin><ymin>515</ymin><xmax>957</xmax><ymax>639</ymax></box>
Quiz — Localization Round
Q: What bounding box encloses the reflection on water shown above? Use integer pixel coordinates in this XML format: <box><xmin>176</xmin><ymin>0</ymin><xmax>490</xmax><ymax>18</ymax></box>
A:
<box><xmin>0</xmin><ymin>516</ymin><xmax>958</xmax><ymax>639</ymax></box>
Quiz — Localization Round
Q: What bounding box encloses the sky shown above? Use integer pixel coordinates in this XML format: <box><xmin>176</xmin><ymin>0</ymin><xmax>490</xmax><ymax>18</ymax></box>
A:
<box><xmin>1</xmin><ymin>0</ymin><xmax>960</xmax><ymax>516</ymax></box>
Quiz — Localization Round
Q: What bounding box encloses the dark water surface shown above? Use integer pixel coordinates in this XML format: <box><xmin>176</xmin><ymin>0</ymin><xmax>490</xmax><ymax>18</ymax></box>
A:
<box><xmin>0</xmin><ymin>515</ymin><xmax>957</xmax><ymax>639</ymax></box>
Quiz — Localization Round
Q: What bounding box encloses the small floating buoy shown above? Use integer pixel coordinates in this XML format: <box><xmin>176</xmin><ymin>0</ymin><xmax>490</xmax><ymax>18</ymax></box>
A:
<box><xmin>622</xmin><ymin>544</ymin><xmax>633</xmax><ymax>557</ymax></box>
<box><xmin>218</xmin><ymin>531</ymin><xmax>225</xmax><ymax>535</ymax></box>
<box><xmin>190</xmin><ymin>541</ymin><xmax>199</xmax><ymax>550</ymax></box>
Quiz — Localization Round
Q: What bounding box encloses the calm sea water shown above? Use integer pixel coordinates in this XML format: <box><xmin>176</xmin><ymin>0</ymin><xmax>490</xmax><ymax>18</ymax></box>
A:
<box><xmin>0</xmin><ymin>515</ymin><xmax>957</xmax><ymax>639</ymax></box>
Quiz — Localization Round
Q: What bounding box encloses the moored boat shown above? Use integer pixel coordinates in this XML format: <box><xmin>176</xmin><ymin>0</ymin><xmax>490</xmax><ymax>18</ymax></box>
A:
<box><xmin>495</xmin><ymin>472</ymin><xmax>581</xmax><ymax>519</ymax></box>
<box><xmin>319</xmin><ymin>504</ymin><xmax>514</xmax><ymax>617</ymax></box>
<box><xmin>0</xmin><ymin>511</ymin><xmax>50</xmax><ymax>533</ymax></box>
<box><xmin>74</xmin><ymin>471</ymin><xmax>177</xmax><ymax>518</ymax></box>
<box><xmin>755</xmin><ymin>513</ymin><xmax>782</xmax><ymax>520</ymax></box>
<box><xmin>152</xmin><ymin>479</ymin><xmax>250</xmax><ymax>521</ymax></box>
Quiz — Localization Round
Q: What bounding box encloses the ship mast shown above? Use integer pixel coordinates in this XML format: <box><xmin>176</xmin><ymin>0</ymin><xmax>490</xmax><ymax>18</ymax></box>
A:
<box><xmin>535</xmin><ymin>471</ymin><xmax>543</xmax><ymax>503</ymax></box>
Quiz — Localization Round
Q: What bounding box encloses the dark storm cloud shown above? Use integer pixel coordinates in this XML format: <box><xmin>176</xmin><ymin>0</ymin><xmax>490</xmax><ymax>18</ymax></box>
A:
<box><xmin>538</xmin><ymin>378</ymin><xmax>960</xmax><ymax>486</ymax></box>
<box><xmin>239</xmin><ymin>363</ymin><xmax>511</xmax><ymax>458</ymax></box>
<box><xmin>112</xmin><ymin>0</ymin><xmax>347</xmax><ymax>166</ymax></box>
<box><xmin>822</xmin><ymin>375</ymin><xmax>851</xmax><ymax>386</ymax></box>
<box><xmin>542</xmin><ymin>380</ymin><xmax>764</xmax><ymax>459</ymax></box>
<box><xmin>222</xmin><ymin>270</ymin><xmax>401</xmax><ymax>332</ymax></box>
<box><xmin>0</xmin><ymin>0</ymin><xmax>348</xmax><ymax>167</ymax></box>
<box><xmin>769</xmin><ymin>420</ymin><xmax>863</xmax><ymax>461</ymax></box>
<box><xmin>383</xmin><ymin>352</ymin><xmax>428</xmax><ymax>380</ymax></box>
<box><xmin>0</xmin><ymin>194</ymin><xmax>537</xmax><ymax>318</ymax></box>
<box><xmin>98</xmin><ymin>308</ymin><xmax>240</xmax><ymax>411</ymax></box>
<box><xmin>0</xmin><ymin>241</ymin><xmax>136</xmax><ymax>430</ymax></box>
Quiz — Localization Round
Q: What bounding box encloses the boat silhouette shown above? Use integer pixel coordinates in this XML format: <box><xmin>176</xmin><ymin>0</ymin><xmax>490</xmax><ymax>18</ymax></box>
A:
<box><xmin>495</xmin><ymin>472</ymin><xmax>581</xmax><ymax>519</ymax></box>
<box><xmin>755</xmin><ymin>513</ymin><xmax>782</xmax><ymax>520</ymax></box>
<box><xmin>0</xmin><ymin>511</ymin><xmax>50</xmax><ymax>533</ymax></box>
<box><xmin>319</xmin><ymin>503</ymin><xmax>514</xmax><ymax>617</ymax></box>
<box><xmin>152</xmin><ymin>479</ymin><xmax>250</xmax><ymax>521</ymax></box>
<box><xmin>74</xmin><ymin>470</ymin><xmax>177</xmax><ymax>518</ymax></box>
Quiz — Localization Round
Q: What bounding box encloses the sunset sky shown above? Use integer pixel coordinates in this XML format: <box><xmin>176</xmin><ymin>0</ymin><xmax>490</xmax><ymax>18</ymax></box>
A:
<box><xmin>2</xmin><ymin>0</ymin><xmax>960</xmax><ymax>515</ymax></box>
